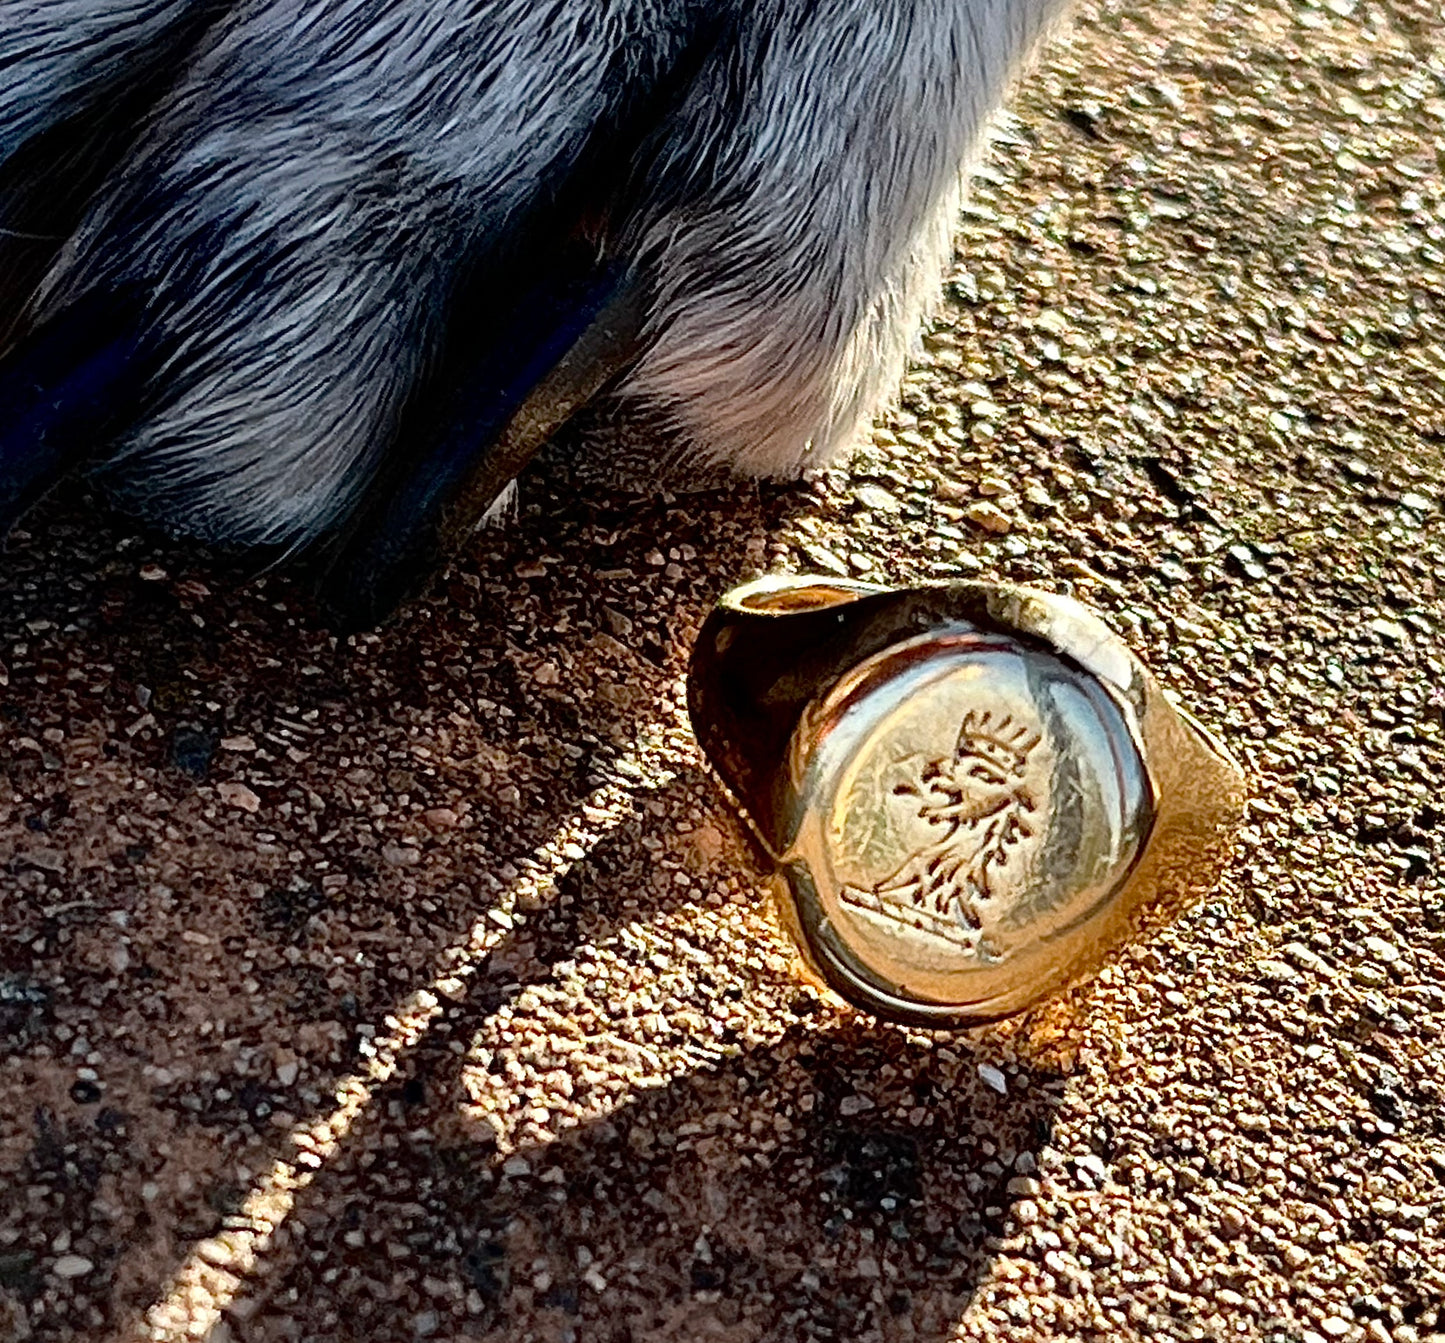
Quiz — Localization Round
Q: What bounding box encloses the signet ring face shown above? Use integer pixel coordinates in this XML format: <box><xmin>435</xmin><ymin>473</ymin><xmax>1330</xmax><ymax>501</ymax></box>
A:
<box><xmin>687</xmin><ymin>576</ymin><xmax>1247</xmax><ymax>1030</ymax></box>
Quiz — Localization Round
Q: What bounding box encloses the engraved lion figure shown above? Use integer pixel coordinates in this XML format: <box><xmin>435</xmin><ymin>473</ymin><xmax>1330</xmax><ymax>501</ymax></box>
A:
<box><xmin>848</xmin><ymin>709</ymin><xmax>1041</xmax><ymax>938</ymax></box>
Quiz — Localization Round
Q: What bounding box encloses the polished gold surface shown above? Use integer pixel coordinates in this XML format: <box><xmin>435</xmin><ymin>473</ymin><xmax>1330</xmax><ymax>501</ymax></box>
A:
<box><xmin>688</xmin><ymin>575</ymin><xmax>1247</xmax><ymax>1029</ymax></box>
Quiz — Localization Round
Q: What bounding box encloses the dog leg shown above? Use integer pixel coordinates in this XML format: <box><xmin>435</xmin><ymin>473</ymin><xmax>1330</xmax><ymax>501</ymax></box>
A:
<box><xmin>617</xmin><ymin>0</ymin><xmax>1070</xmax><ymax>477</ymax></box>
<box><xmin>1</xmin><ymin>0</ymin><xmax>709</xmax><ymax>550</ymax></box>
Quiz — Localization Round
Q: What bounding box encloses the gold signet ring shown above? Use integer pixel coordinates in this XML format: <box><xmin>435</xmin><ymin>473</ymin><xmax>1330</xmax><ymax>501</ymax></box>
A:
<box><xmin>687</xmin><ymin>576</ymin><xmax>1247</xmax><ymax>1029</ymax></box>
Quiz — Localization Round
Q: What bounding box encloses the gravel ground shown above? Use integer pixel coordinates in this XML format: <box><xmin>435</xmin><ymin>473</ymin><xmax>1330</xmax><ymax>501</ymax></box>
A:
<box><xmin>4</xmin><ymin>0</ymin><xmax>1445</xmax><ymax>1339</ymax></box>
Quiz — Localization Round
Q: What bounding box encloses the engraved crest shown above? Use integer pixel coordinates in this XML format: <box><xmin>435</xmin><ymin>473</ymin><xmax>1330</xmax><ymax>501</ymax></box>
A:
<box><xmin>840</xmin><ymin>708</ymin><xmax>1041</xmax><ymax>951</ymax></box>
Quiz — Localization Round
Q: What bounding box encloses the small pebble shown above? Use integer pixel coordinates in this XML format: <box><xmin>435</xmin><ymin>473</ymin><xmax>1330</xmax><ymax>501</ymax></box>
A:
<box><xmin>965</xmin><ymin>501</ymin><xmax>1012</xmax><ymax>534</ymax></box>
<box><xmin>978</xmin><ymin>1064</ymin><xmax>1008</xmax><ymax>1095</ymax></box>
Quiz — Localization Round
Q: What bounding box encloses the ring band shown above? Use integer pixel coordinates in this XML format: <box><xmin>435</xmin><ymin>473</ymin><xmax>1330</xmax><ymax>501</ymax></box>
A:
<box><xmin>687</xmin><ymin>576</ymin><xmax>1247</xmax><ymax>1029</ymax></box>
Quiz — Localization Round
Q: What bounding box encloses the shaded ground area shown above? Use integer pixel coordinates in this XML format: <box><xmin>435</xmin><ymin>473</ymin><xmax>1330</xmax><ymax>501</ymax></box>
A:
<box><xmin>3</xmin><ymin>0</ymin><xmax>1445</xmax><ymax>1338</ymax></box>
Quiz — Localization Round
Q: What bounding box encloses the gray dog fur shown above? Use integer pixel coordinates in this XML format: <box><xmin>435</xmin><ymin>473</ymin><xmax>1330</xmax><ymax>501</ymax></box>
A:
<box><xmin>0</xmin><ymin>0</ymin><xmax>1069</xmax><ymax>549</ymax></box>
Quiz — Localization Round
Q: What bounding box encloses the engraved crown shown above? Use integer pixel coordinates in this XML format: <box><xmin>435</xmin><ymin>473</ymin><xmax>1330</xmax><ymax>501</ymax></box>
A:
<box><xmin>953</xmin><ymin>709</ymin><xmax>1040</xmax><ymax>778</ymax></box>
